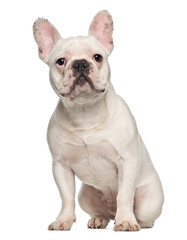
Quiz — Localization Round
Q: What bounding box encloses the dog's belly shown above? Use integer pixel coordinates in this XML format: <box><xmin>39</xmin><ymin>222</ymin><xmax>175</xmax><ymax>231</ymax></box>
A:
<box><xmin>62</xmin><ymin>139</ymin><xmax>119</xmax><ymax>190</ymax></box>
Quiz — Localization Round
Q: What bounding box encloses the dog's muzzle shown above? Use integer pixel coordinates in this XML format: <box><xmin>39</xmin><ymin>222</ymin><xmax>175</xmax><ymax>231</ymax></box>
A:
<box><xmin>72</xmin><ymin>59</ymin><xmax>94</xmax><ymax>88</ymax></box>
<box><xmin>60</xmin><ymin>59</ymin><xmax>105</xmax><ymax>97</ymax></box>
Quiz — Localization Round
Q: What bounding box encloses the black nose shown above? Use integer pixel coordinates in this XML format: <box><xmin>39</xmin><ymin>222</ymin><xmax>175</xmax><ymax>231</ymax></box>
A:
<box><xmin>73</xmin><ymin>59</ymin><xmax>89</xmax><ymax>71</ymax></box>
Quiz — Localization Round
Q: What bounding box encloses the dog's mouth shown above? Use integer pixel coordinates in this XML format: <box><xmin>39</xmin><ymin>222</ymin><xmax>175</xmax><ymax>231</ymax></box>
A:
<box><xmin>74</xmin><ymin>73</ymin><xmax>94</xmax><ymax>89</ymax></box>
<box><xmin>60</xmin><ymin>73</ymin><xmax>105</xmax><ymax>97</ymax></box>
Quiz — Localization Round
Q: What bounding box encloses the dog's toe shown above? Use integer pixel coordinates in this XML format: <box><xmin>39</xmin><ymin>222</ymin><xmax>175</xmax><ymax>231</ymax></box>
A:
<box><xmin>48</xmin><ymin>220</ymin><xmax>73</xmax><ymax>231</ymax></box>
<box><xmin>114</xmin><ymin>221</ymin><xmax>140</xmax><ymax>231</ymax></box>
<box><xmin>88</xmin><ymin>216</ymin><xmax>109</xmax><ymax>229</ymax></box>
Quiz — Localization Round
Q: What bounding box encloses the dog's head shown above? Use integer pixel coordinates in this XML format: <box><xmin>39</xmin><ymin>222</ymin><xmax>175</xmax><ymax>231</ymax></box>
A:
<box><xmin>33</xmin><ymin>10</ymin><xmax>114</xmax><ymax>104</ymax></box>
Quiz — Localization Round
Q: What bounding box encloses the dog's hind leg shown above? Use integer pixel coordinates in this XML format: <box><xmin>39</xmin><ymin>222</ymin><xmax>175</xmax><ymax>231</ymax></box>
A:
<box><xmin>134</xmin><ymin>178</ymin><xmax>164</xmax><ymax>228</ymax></box>
<box><xmin>78</xmin><ymin>184</ymin><xmax>114</xmax><ymax>229</ymax></box>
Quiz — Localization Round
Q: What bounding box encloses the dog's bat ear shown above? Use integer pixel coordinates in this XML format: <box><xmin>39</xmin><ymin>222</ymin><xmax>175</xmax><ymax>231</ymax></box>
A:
<box><xmin>33</xmin><ymin>18</ymin><xmax>61</xmax><ymax>63</ymax></box>
<box><xmin>89</xmin><ymin>10</ymin><xmax>114</xmax><ymax>55</ymax></box>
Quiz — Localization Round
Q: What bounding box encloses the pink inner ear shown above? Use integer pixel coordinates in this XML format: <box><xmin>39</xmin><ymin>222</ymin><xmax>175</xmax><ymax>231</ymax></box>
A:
<box><xmin>34</xmin><ymin>19</ymin><xmax>61</xmax><ymax>61</ymax></box>
<box><xmin>38</xmin><ymin>22</ymin><xmax>56</xmax><ymax>53</ymax></box>
<box><xmin>89</xmin><ymin>11</ymin><xmax>113</xmax><ymax>53</ymax></box>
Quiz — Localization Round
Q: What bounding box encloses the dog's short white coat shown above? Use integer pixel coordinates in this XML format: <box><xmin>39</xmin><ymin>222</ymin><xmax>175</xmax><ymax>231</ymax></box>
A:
<box><xmin>33</xmin><ymin>10</ymin><xmax>164</xmax><ymax>231</ymax></box>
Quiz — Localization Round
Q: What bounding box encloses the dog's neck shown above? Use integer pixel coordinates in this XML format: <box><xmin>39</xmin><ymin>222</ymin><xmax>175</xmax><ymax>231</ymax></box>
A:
<box><xmin>56</xmin><ymin>85</ymin><xmax>116</xmax><ymax>131</ymax></box>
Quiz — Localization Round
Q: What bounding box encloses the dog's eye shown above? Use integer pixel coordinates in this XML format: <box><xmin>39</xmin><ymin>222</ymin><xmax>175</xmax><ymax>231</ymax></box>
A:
<box><xmin>93</xmin><ymin>54</ymin><xmax>103</xmax><ymax>63</ymax></box>
<box><xmin>56</xmin><ymin>58</ymin><xmax>66</xmax><ymax>66</ymax></box>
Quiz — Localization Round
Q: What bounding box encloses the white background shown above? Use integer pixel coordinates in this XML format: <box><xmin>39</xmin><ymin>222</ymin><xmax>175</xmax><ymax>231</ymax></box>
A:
<box><xmin>0</xmin><ymin>0</ymin><xmax>187</xmax><ymax>239</ymax></box>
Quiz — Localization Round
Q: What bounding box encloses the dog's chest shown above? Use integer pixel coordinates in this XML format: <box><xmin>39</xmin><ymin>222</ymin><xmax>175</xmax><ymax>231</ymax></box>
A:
<box><xmin>61</xmin><ymin>138</ymin><xmax>119</xmax><ymax>188</ymax></box>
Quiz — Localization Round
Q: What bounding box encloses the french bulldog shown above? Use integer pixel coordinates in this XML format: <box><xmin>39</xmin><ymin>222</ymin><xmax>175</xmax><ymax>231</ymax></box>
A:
<box><xmin>33</xmin><ymin>10</ymin><xmax>164</xmax><ymax>231</ymax></box>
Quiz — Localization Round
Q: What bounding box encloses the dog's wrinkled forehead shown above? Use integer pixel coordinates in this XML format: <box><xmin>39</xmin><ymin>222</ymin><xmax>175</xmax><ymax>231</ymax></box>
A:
<box><xmin>33</xmin><ymin>10</ymin><xmax>114</xmax><ymax>63</ymax></box>
<box><xmin>49</xmin><ymin>36</ymin><xmax>107</xmax><ymax>63</ymax></box>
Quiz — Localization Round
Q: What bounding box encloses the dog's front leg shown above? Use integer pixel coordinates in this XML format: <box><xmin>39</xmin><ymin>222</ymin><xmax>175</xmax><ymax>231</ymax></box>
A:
<box><xmin>114</xmin><ymin>139</ymin><xmax>141</xmax><ymax>231</ymax></box>
<box><xmin>48</xmin><ymin>160</ymin><xmax>76</xmax><ymax>231</ymax></box>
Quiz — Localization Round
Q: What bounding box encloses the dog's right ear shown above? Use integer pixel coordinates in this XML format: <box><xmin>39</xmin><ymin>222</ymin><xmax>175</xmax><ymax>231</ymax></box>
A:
<box><xmin>33</xmin><ymin>18</ymin><xmax>61</xmax><ymax>63</ymax></box>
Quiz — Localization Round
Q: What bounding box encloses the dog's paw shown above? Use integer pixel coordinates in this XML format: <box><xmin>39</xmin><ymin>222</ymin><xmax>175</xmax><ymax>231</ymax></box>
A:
<box><xmin>114</xmin><ymin>221</ymin><xmax>140</xmax><ymax>231</ymax></box>
<box><xmin>88</xmin><ymin>216</ymin><xmax>109</xmax><ymax>229</ymax></box>
<box><xmin>48</xmin><ymin>219</ymin><xmax>74</xmax><ymax>231</ymax></box>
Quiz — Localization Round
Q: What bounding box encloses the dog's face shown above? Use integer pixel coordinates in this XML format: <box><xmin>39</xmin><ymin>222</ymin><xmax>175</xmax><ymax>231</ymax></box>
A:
<box><xmin>48</xmin><ymin>36</ymin><xmax>111</xmax><ymax>103</ymax></box>
<box><xmin>33</xmin><ymin>11</ymin><xmax>114</xmax><ymax>104</ymax></box>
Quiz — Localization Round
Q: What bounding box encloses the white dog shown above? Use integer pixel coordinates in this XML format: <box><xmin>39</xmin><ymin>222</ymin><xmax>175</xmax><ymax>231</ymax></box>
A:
<box><xmin>33</xmin><ymin>10</ymin><xmax>164</xmax><ymax>231</ymax></box>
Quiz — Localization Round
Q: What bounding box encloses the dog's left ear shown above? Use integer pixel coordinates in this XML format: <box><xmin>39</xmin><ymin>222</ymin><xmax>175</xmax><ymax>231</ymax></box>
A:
<box><xmin>89</xmin><ymin>10</ymin><xmax>114</xmax><ymax>54</ymax></box>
